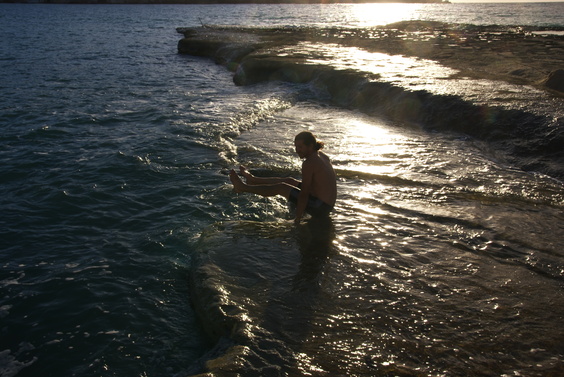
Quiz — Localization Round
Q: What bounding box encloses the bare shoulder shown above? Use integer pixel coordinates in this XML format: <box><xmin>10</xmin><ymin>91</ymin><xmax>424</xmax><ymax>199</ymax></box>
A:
<box><xmin>305</xmin><ymin>152</ymin><xmax>324</xmax><ymax>167</ymax></box>
<box><xmin>319</xmin><ymin>151</ymin><xmax>331</xmax><ymax>162</ymax></box>
<box><xmin>304</xmin><ymin>151</ymin><xmax>333</xmax><ymax>172</ymax></box>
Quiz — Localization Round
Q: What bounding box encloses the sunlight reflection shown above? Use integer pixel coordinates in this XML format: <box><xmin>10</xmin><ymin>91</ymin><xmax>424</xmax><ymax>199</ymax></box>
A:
<box><xmin>302</xmin><ymin>42</ymin><xmax>458</xmax><ymax>86</ymax></box>
<box><xmin>331</xmin><ymin>119</ymin><xmax>411</xmax><ymax>219</ymax></box>
<box><xmin>348</xmin><ymin>4</ymin><xmax>424</xmax><ymax>27</ymax></box>
<box><xmin>336</xmin><ymin>118</ymin><xmax>407</xmax><ymax>176</ymax></box>
<box><xmin>278</xmin><ymin>40</ymin><xmax>555</xmax><ymax>113</ymax></box>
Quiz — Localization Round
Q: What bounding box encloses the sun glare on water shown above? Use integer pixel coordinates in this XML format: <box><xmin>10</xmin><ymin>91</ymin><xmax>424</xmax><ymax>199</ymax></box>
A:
<box><xmin>347</xmin><ymin>4</ymin><xmax>423</xmax><ymax>27</ymax></box>
<box><xmin>335</xmin><ymin>119</ymin><xmax>407</xmax><ymax>177</ymax></box>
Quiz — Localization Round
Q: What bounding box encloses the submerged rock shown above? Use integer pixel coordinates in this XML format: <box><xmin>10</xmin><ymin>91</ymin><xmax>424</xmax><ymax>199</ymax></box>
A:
<box><xmin>543</xmin><ymin>69</ymin><xmax>564</xmax><ymax>94</ymax></box>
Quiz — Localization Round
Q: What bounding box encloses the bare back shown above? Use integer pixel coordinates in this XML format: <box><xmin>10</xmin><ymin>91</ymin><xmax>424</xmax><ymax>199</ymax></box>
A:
<box><xmin>304</xmin><ymin>150</ymin><xmax>337</xmax><ymax>207</ymax></box>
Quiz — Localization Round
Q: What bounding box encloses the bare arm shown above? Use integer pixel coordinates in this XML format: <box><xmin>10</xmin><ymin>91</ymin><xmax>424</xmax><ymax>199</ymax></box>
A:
<box><xmin>295</xmin><ymin>160</ymin><xmax>314</xmax><ymax>224</ymax></box>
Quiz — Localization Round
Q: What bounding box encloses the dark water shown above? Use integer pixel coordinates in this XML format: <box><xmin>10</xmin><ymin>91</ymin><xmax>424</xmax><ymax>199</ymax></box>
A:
<box><xmin>1</xmin><ymin>3</ymin><xmax>563</xmax><ymax>377</ymax></box>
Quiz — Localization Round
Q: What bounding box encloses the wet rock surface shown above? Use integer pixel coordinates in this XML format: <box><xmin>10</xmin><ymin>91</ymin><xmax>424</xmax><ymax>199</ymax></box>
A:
<box><xmin>178</xmin><ymin>23</ymin><xmax>564</xmax><ymax>94</ymax></box>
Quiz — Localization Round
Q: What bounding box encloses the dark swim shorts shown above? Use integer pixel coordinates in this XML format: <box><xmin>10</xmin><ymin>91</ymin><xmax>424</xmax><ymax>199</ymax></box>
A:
<box><xmin>288</xmin><ymin>186</ymin><xmax>333</xmax><ymax>218</ymax></box>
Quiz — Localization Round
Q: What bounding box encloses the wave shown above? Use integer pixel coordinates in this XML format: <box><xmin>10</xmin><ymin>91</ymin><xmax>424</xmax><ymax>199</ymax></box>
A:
<box><xmin>177</xmin><ymin>22</ymin><xmax>564</xmax><ymax>180</ymax></box>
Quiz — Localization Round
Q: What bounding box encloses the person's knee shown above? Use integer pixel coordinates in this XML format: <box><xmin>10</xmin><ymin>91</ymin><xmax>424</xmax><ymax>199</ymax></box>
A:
<box><xmin>279</xmin><ymin>182</ymin><xmax>295</xmax><ymax>199</ymax></box>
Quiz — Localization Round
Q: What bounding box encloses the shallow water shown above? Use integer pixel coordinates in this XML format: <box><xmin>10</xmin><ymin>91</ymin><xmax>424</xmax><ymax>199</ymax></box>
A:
<box><xmin>200</xmin><ymin>103</ymin><xmax>564</xmax><ymax>375</ymax></box>
<box><xmin>1</xmin><ymin>3</ymin><xmax>563</xmax><ymax>377</ymax></box>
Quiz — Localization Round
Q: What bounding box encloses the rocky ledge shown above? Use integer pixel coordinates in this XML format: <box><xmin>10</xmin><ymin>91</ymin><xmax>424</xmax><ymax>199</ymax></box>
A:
<box><xmin>177</xmin><ymin>24</ymin><xmax>564</xmax><ymax>180</ymax></box>
<box><xmin>177</xmin><ymin>23</ymin><xmax>564</xmax><ymax>95</ymax></box>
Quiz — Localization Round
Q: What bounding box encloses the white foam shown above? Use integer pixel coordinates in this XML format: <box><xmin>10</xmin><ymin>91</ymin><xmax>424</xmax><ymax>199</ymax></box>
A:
<box><xmin>0</xmin><ymin>347</ymin><xmax>37</xmax><ymax>377</ymax></box>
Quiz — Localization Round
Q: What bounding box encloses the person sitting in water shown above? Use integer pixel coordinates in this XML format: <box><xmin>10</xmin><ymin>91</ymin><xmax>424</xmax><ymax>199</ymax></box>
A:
<box><xmin>229</xmin><ymin>131</ymin><xmax>337</xmax><ymax>224</ymax></box>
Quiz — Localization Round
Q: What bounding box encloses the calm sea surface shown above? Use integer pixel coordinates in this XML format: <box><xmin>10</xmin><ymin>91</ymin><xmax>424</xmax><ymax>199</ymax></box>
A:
<box><xmin>1</xmin><ymin>3</ymin><xmax>563</xmax><ymax>377</ymax></box>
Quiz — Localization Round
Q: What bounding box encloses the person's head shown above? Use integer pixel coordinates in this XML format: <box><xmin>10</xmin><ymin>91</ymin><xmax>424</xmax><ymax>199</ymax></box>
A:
<box><xmin>294</xmin><ymin>131</ymin><xmax>324</xmax><ymax>158</ymax></box>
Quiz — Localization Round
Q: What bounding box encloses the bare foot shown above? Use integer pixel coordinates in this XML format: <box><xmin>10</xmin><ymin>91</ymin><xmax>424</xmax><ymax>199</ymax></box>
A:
<box><xmin>239</xmin><ymin>165</ymin><xmax>255</xmax><ymax>183</ymax></box>
<box><xmin>229</xmin><ymin>169</ymin><xmax>246</xmax><ymax>193</ymax></box>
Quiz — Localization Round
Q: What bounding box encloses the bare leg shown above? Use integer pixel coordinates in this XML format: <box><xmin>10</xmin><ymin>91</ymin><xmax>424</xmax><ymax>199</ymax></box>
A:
<box><xmin>230</xmin><ymin>170</ymin><xmax>293</xmax><ymax>199</ymax></box>
<box><xmin>239</xmin><ymin>165</ymin><xmax>257</xmax><ymax>183</ymax></box>
<box><xmin>239</xmin><ymin>165</ymin><xmax>301</xmax><ymax>186</ymax></box>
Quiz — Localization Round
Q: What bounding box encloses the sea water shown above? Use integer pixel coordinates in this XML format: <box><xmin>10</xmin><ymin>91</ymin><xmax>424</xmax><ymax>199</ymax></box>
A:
<box><xmin>0</xmin><ymin>3</ymin><xmax>563</xmax><ymax>377</ymax></box>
